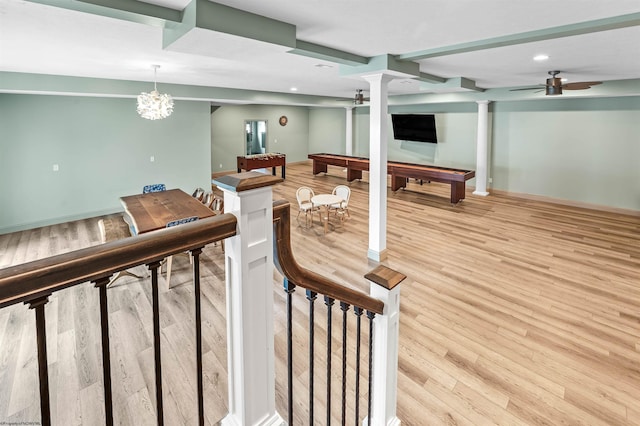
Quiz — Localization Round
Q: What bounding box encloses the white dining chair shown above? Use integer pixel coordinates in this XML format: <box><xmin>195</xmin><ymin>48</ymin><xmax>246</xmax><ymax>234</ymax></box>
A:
<box><xmin>330</xmin><ymin>185</ymin><xmax>351</xmax><ymax>221</ymax></box>
<box><xmin>296</xmin><ymin>186</ymin><xmax>319</xmax><ymax>227</ymax></box>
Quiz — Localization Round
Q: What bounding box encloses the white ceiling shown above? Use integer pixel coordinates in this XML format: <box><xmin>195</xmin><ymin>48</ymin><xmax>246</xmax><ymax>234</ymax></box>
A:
<box><xmin>1</xmin><ymin>0</ymin><xmax>640</xmax><ymax>102</ymax></box>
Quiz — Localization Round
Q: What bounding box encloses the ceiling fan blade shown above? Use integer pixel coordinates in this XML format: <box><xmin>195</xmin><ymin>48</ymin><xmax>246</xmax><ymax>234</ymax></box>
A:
<box><xmin>562</xmin><ymin>81</ymin><xmax>602</xmax><ymax>90</ymax></box>
<box><xmin>510</xmin><ymin>86</ymin><xmax>544</xmax><ymax>91</ymax></box>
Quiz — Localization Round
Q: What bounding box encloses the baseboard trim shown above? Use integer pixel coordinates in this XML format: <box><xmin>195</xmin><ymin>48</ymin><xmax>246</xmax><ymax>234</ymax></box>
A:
<box><xmin>0</xmin><ymin>207</ymin><xmax>123</xmax><ymax>235</ymax></box>
<box><xmin>489</xmin><ymin>188</ymin><xmax>640</xmax><ymax>217</ymax></box>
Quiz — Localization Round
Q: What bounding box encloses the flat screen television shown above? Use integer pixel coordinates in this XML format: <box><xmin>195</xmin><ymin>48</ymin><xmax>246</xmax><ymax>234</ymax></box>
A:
<box><xmin>391</xmin><ymin>114</ymin><xmax>437</xmax><ymax>143</ymax></box>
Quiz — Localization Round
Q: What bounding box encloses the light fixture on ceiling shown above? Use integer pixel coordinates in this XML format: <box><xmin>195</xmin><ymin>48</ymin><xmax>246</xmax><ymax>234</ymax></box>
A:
<box><xmin>533</xmin><ymin>54</ymin><xmax>549</xmax><ymax>61</ymax></box>
<box><xmin>137</xmin><ymin>65</ymin><xmax>174</xmax><ymax>120</ymax></box>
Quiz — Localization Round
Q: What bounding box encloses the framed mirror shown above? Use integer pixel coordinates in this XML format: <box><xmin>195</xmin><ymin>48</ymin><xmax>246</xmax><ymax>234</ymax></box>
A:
<box><xmin>245</xmin><ymin>120</ymin><xmax>267</xmax><ymax>155</ymax></box>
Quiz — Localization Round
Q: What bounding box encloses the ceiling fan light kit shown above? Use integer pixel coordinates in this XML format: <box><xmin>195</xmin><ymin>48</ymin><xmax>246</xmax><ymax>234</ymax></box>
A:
<box><xmin>546</xmin><ymin>70</ymin><xmax>563</xmax><ymax>95</ymax></box>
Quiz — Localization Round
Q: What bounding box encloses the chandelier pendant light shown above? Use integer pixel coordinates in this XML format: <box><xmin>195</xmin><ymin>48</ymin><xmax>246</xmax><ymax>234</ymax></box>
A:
<box><xmin>137</xmin><ymin>65</ymin><xmax>174</xmax><ymax>120</ymax></box>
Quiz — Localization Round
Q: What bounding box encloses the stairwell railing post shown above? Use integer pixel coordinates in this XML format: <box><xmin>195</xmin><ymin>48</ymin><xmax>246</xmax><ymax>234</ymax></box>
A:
<box><xmin>363</xmin><ymin>265</ymin><xmax>406</xmax><ymax>426</ymax></box>
<box><xmin>214</xmin><ymin>172</ymin><xmax>284</xmax><ymax>426</ymax></box>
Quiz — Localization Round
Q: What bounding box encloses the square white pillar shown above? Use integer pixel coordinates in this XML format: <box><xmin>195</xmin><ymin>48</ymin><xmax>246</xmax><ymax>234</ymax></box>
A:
<box><xmin>213</xmin><ymin>172</ymin><xmax>285</xmax><ymax>426</ymax></box>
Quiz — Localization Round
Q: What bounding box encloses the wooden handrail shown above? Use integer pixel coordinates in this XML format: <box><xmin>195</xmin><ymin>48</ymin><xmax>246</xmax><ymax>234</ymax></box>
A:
<box><xmin>0</xmin><ymin>213</ymin><xmax>237</xmax><ymax>309</ymax></box>
<box><xmin>272</xmin><ymin>199</ymin><xmax>384</xmax><ymax>315</ymax></box>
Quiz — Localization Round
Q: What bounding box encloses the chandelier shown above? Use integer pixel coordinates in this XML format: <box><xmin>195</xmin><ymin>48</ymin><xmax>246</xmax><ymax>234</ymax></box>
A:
<box><xmin>137</xmin><ymin>65</ymin><xmax>174</xmax><ymax>120</ymax></box>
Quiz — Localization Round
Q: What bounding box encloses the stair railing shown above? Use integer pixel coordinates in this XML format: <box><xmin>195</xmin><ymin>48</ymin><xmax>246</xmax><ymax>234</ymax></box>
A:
<box><xmin>272</xmin><ymin>199</ymin><xmax>406</xmax><ymax>425</ymax></box>
<box><xmin>0</xmin><ymin>213</ymin><xmax>237</xmax><ymax>426</ymax></box>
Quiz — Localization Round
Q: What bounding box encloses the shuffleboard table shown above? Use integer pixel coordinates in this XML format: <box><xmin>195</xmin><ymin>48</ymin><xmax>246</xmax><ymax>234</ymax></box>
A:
<box><xmin>308</xmin><ymin>153</ymin><xmax>475</xmax><ymax>204</ymax></box>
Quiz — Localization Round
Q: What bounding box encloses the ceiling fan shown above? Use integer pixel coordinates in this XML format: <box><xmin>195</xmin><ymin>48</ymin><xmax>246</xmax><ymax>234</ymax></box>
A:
<box><xmin>511</xmin><ymin>71</ymin><xmax>602</xmax><ymax>95</ymax></box>
<box><xmin>354</xmin><ymin>89</ymin><xmax>370</xmax><ymax>104</ymax></box>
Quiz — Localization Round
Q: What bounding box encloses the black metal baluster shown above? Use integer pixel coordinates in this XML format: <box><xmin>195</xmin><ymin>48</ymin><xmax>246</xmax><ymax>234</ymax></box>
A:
<box><xmin>340</xmin><ymin>301</ymin><xmax>350</xmax><ymax>426</ymax></box>
<box><xmin>149</xmin><ymin>261</ymin><xmax>164</xmax><ymax>426</ymax></box>
<box><xmin>366</xmin><ymin>311</ymin><xmax>376</xmax><ymax>426</ymax></box>
<box><xmin>283</xmin><ymin>278</ymin><xmax>296</xmax><ymax>425</ymax></box>
<box><xmin>324</xmin><ymin>296</ymin><xmax>335</xmax><ymax>426</ymax></box>
<box><xmin>26</xmin><ymin>296</ymin><xmax>51</xmax><ymax>426</ymax></box>
<box><xmin>306</xmin><ymin>290</ymin><xmax>317</xmax><ymax>425</ymax></box>
<box><xmin>191</xmin><ymin>248</ymin><xmax>205</xmax><ymax>426</ymax></box>
<box><xmin>354</xmin><ymin>307</ymin><xmax>363</xmax><ymax>426</ymax></box>
<box><xmin>94</xmin><ymin>277</ymin><xmax>114</xmax><ymax>426</ymax></box>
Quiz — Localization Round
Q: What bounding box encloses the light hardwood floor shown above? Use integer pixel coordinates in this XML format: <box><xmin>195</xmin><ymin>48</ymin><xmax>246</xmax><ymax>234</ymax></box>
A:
<box><xmin>1</xmin><ymin>161</ymin><xmax>639</xmax><ymax>425</ymax></box>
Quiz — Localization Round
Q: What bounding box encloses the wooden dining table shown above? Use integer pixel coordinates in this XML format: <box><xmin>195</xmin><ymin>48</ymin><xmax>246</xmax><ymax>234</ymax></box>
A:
<box><xmin>120</xmin><ymin>188</ymin><xmax>218</xmax><ymax>287</ymax></box>
<box><xmin>120</xmin><ymin>188</ymin><xmax>216</xmax><ymax>235</ymax></box>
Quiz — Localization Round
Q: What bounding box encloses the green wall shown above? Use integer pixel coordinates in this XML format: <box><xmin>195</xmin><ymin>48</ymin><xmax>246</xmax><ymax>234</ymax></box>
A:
<box><xmin>0</xmin><ymin>94</ymin><xmax>212</xmax><ymax>233</ymax></box>
<box><xmin>3</xmin><ymin>92</ymin><xmax>637</xmax><ymax>235</ymax></box>
<box><xmin>308</xmin><ymin>108</ymin><xmax>346</xmax><ymax>154</ymax></box>
<box><xmin>354</xmin><ymin>103</ymin><xmax>478</xmax><ymax>170</ymax></box>
<box><xmin>350</xmin><ymin>97</ymin><xmax>640</xmax><ymax>211</ymax></box>
<box><xmin>210</xmin><ymin>104</ymin><xmax>310</xmax><ymax>173</ymax></box>
<box><xmin>492</xmin><ymin>97</ymin><xmax>640</xmax><ymax>209</ymax></box>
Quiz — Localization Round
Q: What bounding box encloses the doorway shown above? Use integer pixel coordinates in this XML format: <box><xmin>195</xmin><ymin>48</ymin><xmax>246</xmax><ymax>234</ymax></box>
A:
<box><xmin>245</xmin><ymin>120</ymin><xmax>267</xmax><ymax>155</ymax></box>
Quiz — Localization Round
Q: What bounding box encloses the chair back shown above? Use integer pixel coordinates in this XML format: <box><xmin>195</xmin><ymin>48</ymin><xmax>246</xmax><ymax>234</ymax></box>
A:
<box><xmin>332</xmin><ymin>185</ymin><xmax>351</xmax><ymax>206</ymax></box>
<box><xmin>166</xmin><ymin>216</ymin><xmax>199</xmax><ymax>228</ymax></box>
<box><xmin>202</xmin><ymin>191</ymin><xmax>214</xmax><ymax>208</ymax></box>
<box><xmin>211</xmin><ymin>196</ymin><xmax>224</xmax><ymax>214</ymax></box>
<box><xmin>192</xmin><ymin>187</ymin><xmax>205</xmax><ymax>201</ymax></box>
<box><xmin>296</xmin><ymin>186</ymin><xmax>315</xmax><ymax>207</ymax></box>
<box><xmin>143</xmin><ymin>183</ymin><xmax>166</xmax><ymax>194</ymax></box>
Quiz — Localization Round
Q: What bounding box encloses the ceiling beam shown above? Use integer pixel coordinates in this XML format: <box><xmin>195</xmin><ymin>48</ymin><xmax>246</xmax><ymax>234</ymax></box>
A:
<box><xmin>340</xmin><ymin>54</ymin><xmax>420</xmax><ymax>78</ymax></box>
<box><xmin>24</xmin><ymin>0</ymin><xmax>181</xmax><ymax>26</ymax></box>
<box><xmin>397</xmin><ymin>12</ymin><xmax>640</xmax><ymax>61</ymax></box>
<box><xmin>288</xmin><ymin>40</ymin><xmax>368</xmax><ymax>66</ymax></box>
<box><xmin>420</xmin><ymin>77</ymin><xmax>485</xmax><ymax>92</ymax></box>
<box><xmin>416</xmin><ymin>72</ymin><xmax>446</xmax><ymax>84</ymax></box>
<box><xmin>164</xmin><ymin>0</ymin><xmax>296</xmax><ymax>50</ymax></box>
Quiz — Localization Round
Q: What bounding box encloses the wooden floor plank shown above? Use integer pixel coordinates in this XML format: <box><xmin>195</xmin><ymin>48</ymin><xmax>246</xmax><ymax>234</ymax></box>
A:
<box><xmin>0</xmin><ymin>162</ymin><xmax>639</xmax><ymax>425</ymax></box>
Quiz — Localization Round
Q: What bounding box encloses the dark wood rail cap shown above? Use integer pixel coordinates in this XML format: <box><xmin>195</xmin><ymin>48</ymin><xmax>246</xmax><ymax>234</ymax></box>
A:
<box><xmin>213</xmin><ymin>172</ymin><xmax>282</xmax><ymax>193</ymax></box>
<box><xmin>0</xmin><ymin>214</ymin><xmax>237</xmax><ymax>309</ymax></box>
<box><xmin>365</xmin><ymin>265</ymin><xmax>406</xmax><ymax>290</ymax></box>
<box><xmin>272</xmin><ymin>199</ymin><xmax>385</xmax><ymax>314</ymax></box>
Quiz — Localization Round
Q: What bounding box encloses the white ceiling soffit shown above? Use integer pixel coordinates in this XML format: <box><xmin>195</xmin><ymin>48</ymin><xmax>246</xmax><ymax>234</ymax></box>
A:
<box><xmin>1</xmin><ymin>0</ymin><xmax>640</xmax><ymax>102</ymax></box>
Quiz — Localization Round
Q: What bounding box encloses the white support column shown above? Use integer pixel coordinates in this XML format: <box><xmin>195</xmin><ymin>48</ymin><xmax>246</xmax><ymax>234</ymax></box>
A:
<box><xmin>214</xmin><ymin>172</ymin><xmax>284</xmax><ymax>426</ymax></box>
<box><xmin>363</xmin><ymin>73</ymin><xmax>394</xmax><ymax>262</ymax></box>
<box><xmin>363</xmin><ymin>265</ymin><xmax>406</xmax><ymax>426</ymax></box>
<box><xmin>345</xmin><ymin>106</ymin><xmax>354</xmax><ymax>156</ymax></box>
<box><xmin>473</xmin><ymin>100</ymin><xmax>491</xmax><ymax>196</ymax></box>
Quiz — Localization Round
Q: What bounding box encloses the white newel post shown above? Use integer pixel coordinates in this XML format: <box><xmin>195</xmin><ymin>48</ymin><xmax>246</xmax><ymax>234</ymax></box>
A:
<box><xmin>364</xmin><ymin>265</ymin><xmax>406</xmax><ymax>426</ymax></box>
<box><xmin>473</xmin><ymin>100</ymin><xmax>491</xmax><ymax>196</ymax></box>
<box><xmin>213</xmin><ymin>172</ymin><xmax>285</xmax><ymax>426</ymax></box>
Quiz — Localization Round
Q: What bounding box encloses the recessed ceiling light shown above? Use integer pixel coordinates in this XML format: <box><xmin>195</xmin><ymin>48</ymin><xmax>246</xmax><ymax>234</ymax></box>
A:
<box><xmin>290</xmin><ymin>87</ymin><xmax>298</xmax><ymax>92</ymax></box>
<box><xmin>315</xmin><ymin>64</ymin><xmax>333</xmax><ymax>68</ymax></box>
<box><xmin>533</xmin><ymin>54</ymin><xmax>549</xmax><ymax>61</ymax></box>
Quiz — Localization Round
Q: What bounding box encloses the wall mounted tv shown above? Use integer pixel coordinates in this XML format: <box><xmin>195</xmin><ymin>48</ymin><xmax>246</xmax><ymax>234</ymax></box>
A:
<box><xmin>391</xmin><ymin>114</ymin><xmax>438</xmax><ymax>143</ymax></box>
